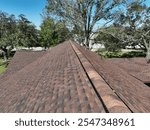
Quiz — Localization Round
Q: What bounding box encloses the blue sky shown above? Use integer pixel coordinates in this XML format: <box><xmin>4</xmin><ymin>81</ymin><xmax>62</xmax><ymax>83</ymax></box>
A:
<box><xmin>0</xmin><ymin>0</ymin><xmax>150</xmax><ymax>30</ymax></box>
<box><xmin>0</xmin><ymin>0</ymin><xmax>47</xmax><ymax>29</ymax></box>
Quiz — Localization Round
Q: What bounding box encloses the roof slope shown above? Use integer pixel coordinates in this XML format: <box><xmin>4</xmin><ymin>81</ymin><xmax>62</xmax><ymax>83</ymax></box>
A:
<box><xmin>73</xmin><ymin>42</ymin><xmax>150</xmax><ymax>112</ymax></box>
<box><xmin>0</xmin><ymin>42</ymin><xmax>106</xmax><ymax>112</ymax></box>
<box><xmin>0</xmin><ymin>50</ymin><xmax>45</xmax><ymax>83</ymax></box>
<box><xmin>0</xmin><ymin>41</ymin><xmax>150</xmax><ymax>113</ymax></box>
<box><xmin>107</xmin><ymin>58</ymin><xmax>150</xmax><ymax>83</ymax></box>
<box><xmin>6</xmin><ymin>50</ymin><xmax>46</xmax><ymax>74</ymax></box>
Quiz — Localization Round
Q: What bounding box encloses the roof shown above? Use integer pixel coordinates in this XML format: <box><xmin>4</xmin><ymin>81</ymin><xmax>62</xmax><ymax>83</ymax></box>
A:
<box><xmin>0</xmin><ymin>50</ymin><xmax>45</xmax><ymax>83</ymax></box>
<box><xmin>0</xmin><ymin>40</ymin><xmax>150</xmax><ymax>113</ymax></box>
<box><xmin>107</xmin><ymin>58</ymin><xmax>150</xmax><ymax>83</ymax></box>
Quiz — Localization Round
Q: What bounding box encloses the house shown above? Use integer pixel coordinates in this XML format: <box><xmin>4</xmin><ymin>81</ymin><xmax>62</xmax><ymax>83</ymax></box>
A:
<box><xmin>0</xmin><ymin>40</ymin><xmax>150</xmax><ymax>113</ymax></box>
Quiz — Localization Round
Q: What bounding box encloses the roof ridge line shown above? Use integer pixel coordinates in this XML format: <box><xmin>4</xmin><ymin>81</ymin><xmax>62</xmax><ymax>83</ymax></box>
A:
<box><xmin>70</xmin><ymin>41</ymin><xmax>131</xmax><ymax>113</ymax></box>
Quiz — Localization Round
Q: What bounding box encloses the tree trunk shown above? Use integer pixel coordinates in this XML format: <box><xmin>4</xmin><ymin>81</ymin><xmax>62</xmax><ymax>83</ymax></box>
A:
<box><xmin>146</xmin><ymin>48</ymin><xmax>150</xmax><ymax>63</ymax></box>
<box><xmin>84</xmin><ymin>34</ymin><xmax>90</xmax><ymax>49</ymax></box>
<box><xmin>1</xmin><ymin>48</ymin><xmax>8</xmax><ymax>62</ymax></box>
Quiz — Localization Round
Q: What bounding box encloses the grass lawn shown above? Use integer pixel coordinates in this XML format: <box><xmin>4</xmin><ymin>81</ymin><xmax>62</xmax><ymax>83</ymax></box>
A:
<box><xmin>0</xmin><ymin>58</ymin><xmax>7</xmax><ymax>74</ymax></box>
<box><xmin>0</xmin><ymin>64</ymin><xmax>7</xmax><ymax>74</ymax></box>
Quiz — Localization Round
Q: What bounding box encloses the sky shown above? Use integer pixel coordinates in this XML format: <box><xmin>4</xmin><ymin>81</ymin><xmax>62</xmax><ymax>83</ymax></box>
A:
<box><xmin>0</xmin><ymin>0</ymin><xmax>47</xmax><ymax>29</ymax></box>
<box><xmin>0</xmin><ymin>0</ymin><xmax>150</xmax><ymax>30</ymax></box>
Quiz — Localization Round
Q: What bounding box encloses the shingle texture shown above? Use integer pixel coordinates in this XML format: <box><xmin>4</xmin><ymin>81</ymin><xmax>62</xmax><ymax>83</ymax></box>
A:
<box><xmin>108</xmin><ymin>58</ymin><xmax>150</xmax><ymax>83</ymax></box>
<box><xmin>0</xmin><ymin>41</ymin><xmax>149</xmax><ymax>113</ymax></box>
<box><xmin>0</xmin><ymin>50</ymin><xmax>45</xmax><ymax>82</ymax></box>
<box><xmin>73</xmin><ymin>42</ymin><xmax>150</xmax><ymax>112</ymax></box>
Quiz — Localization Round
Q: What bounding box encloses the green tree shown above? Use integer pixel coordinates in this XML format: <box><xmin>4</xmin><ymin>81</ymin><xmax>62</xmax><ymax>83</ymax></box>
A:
<box><xmin>112</xmin><ymin>0</ymin><xmax>150</xmax><ymax>62</ymax></box>
<box><xmin>0</xmin><ymin>11</ymin><xmax>17</xmax><ymax>61</ymax></box>
<box><xmin>0</xmin><ymin>12</ymin><xmax>40</xmax><ymax>60</ymax></box>
<box><xmin>55</xmin><ymin>20</ymin><xmax>72</xmax><ymax>43</ymax></box>
<box><xmin>96</xmin><ymin>0</ymin><xmax>150</xmax><ymax>61</ymax></box>
<box><xmin>46</xmin><ymin>0</ymin><xmax>122</xmax><ymax>48</ymax></box>
<box><xmin>40</xmin><ymin>17</ymin><xmax>56</xmax><ymax>48</ymax></box>
<box><xmin>39</xmin><ymin>17</ymin><xmax>71</xmax><ymax>48</ymax></box>
<box><xmin>17</xmin><ymin>14</ymin><xmax>39</xmax><ymax>48</ymax></box>
<box><xmin>95</xmin><ymin>26</ymin><xmax>124</xmax><ymax>51</ymax></box>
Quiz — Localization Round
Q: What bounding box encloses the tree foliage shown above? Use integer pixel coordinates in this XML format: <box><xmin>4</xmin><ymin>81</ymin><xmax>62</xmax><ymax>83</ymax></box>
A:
<box><xmin>0</xmin><ymin>11</ymin><xmax>17</xmax><ymax>60</ymax></box>
<box><xmin>39</xmin><ymin>16</ymin><xmax>71</xmax><ymax>48</ymax></box>
<box><xmin>17</xmin><ymin>14</ymin><xmax>39</xmax><ymax>48</ymax></box>
<box><xmin>46</xmin><ymin>0</ymin><xmax>122</xmax><ymax>48</ymax></box>
<box><xmin>113</xmin><ymin>0</ymin><xmax>149</xmax><ymax>46</ymax></box>
<box><xmin>96</xmin><ymin>0</ymin><xmax>150</xmax><ymax>62</ymax></box>
<box><xmin>0</xmin><ymin>10</ymin><xmax>71</xmax><ymax>61</ymax></box>
<box><xmin>95</xmin><ymin>26</ymin><xmax>125</xmax><ymax>51</ymax></box>
<box><xmin>0</xmin><ymin>11</ymin><xmax>39</xmax><ymax>60</ymax></box>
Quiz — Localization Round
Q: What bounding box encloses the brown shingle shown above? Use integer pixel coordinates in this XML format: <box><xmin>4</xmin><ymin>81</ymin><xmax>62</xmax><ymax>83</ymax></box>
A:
<box><xmin>108</xmin><ymin>58</ymin><xmax>150</xmax><ymax>83</ymax></box>
<box><xmin>73</xmin><ymin>41</ymin><xmax>150</xmax><ymax>112</ymax></box>
<box><xmin>0</xmin><ymin>50</ymin><xmax>45</xmax><ymax>82</ymax></box>
<box><xmin>0</xmin><ymin>40</ymin><xmax>149</xmax><ymax>113</ymax></box>
<box><xmin>0</xmin><ymin>42</ymin><xmax>105</xmax><ymax>112</ymax></box>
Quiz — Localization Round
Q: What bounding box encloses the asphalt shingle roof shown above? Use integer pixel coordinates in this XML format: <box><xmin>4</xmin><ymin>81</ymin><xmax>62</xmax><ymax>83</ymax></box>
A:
<box><xmin>0</xmin><ymin>40</ymin><xmax>150</xmax><ymax>112</ymax></box>
<box><xmin>107</xmin><ymin>58</ymin><xmax>150</xmax><ymax>83</ymax></box>
<box><xmin>0</xmin><ymin>50</ymin><xmax>45</xmax><ymax>82</ymax></box>
<box><xmin>73</xmin><ymin>42</ymin><xmax>150</xmax><ymax>112</ymax></box>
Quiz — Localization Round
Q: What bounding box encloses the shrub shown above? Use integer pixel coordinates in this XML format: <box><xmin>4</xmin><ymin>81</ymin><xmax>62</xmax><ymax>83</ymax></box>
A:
<box><xmin>97</xmin><ymin>50</ymin><xmax>146</xmax><ymax>58</ymax></box>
